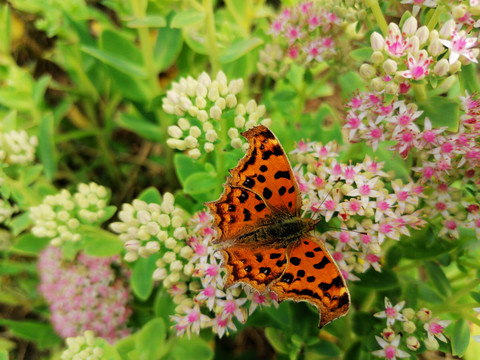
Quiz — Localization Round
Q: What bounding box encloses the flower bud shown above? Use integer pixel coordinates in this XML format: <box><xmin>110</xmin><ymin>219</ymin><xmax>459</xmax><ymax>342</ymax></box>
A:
<box><xmin>188</xmin><ymin>149</ymin><xmax>201</xmax><ymax>159</ymax></box>
<box><xmin>204</xmin><ymin>142</ymin><xmax>214</xmax><ymax>152</ymax></box>
<box><xmin>203</xmin><ymin>121</ymin><xmax>214</xmax><ymax>132</ymax></box>
<box><xmin>196</xmin><ymin>96</ymin><xmax>207</xmax><ymax>108</ymax></box>
<box><xmin>433</xmin><ymin>58</ymin><xmax>449</xmax><ymax>76</ymax></box>
<box><xmin>402</xmin><ymin>17</ymin><xmax>417</xmax><ymax>36</ymax></box>
<box><xmin>452</xmin><ymin>5</ymin><xmax>466</xmax><ymax>19</ymax></box>
<box><xmin>403</xmin><ymin>321</ymin><xmax>416</xmax><ymax>334</ymax></box>
<box><xmin>407</xmin><ymin>35</ymin><xmax>420</xmax><ymax>53</ymax></box>
<box><xmin>189</xmin><ymin>126</ymin><xmax>201</xmax><ymax>138</ymax></box>
<box><xmin>185</xmin><ymin>135</ymin><xmax>198</xmax><ymax>149</ymax></box>
<box><xmin>168</xmin><ymin>125</ymin><xmax>183</xmax><ymax>139</ymax></box>
<box><xmin>197</xmin><ymin>110</ymin><xmax>209</xmax><ymax>122</ymax></box>
<box><xmin>360</xmin><ymin>64</ymin><xmax>376</xmax><ymax>79</ymax></box>
<box><xmin>225</xmin><ymin>94</ymin><xmax>237</xmax><ymax>108</ymax></box>
<box><xmin>402</xmin><ymin>308</ymin><xmax>416</xmax><ymax>320</ymax></box>
<box><xmin>215</xmin><ymin>97</ymin><xmax>226</xmax><ymax>110</ymax></box>
<box><xmin>381</xmin><ymin>328</ymin><xmax>395</xmax><ymax>342</ymax></box>
<box><xmin>178</xmin><ymin>118</ymin><xmax>190</xmax><ymax>131</ymax></box>
<box><xmin>153</xmin><ymin>267</ymin><xmax>167</xmax><ymax>280</ymax></box>
<box><xmin>231</xmin><ymin>138</ymin><xmax>243</xmax><ymax>149</ymax></box>
<box><xmin>124</xmin><ymin>251</ymin><xmax>138</xmax><ymax>262</ymax></box>
<box><xmin>165</xmin><ymin>237</ymin><xmax>177</xmax><ymax>249</ymax></box>
<box><xmin>210</xmin><ymin>105</ymin><xmax>222</xmax><ymax>120</ymax></box>
<box><xmin>424</xmin><ymin>336</ymin><xmax>439</xmax><ymax>351</ymax></box>
<box><xmin>370</xmin><ymin>32</ymin><xmax>384</xmax><ymax>51</ymax></box>
<box><xmin>371</xmin><ymin>51</ymin><xmax>384</xmax><ymax>65</ymax></box>
<box><xmin>417</xmin><ymin>308</ymin><xmax>432</xmax><ymax>322</ymax></box>
<box><xmin>371</xmin><ymin>77</ymin><xmax>385</xmax><ymax>91</ymax></box>
<box><xmin>385</xmin><ymin>82</ymin><xmax>399</xmax><ymax>95</ymax></box>
<box><xmin>234</xmin><ymin>115</ymin><xmax>246</xmax><ymax>128</ymax></box>
<box><xmin>228</xmin><ymin>128</ymin><xmax>239</xmax><ymax>139</ymax></box>
<box><xmin>406</xmin><ymin>336</ymin><xmax>420</xmax><ymax>351</ymax></box>
<box><xmin>206</xmin><ymin>129</ymin><xmax>218</xmax><ymax>142</ymax></box>
<box><xmin>416</xmin><ymin>26</ymin><xmax>429</xmax><ymax>44</ymax></box>
<box><xmin>383</xmin><ymin>59</ymin><xmax>397</xmax><ymax>74</ymax></box>
<box><xmin>428</xmin><ymin>39</ymin><xmax>444</xmax><ymax>57</ymax></box>
<box><xmin>439</xmin><ymin>19</ymin><xmax>455</xmax><ymax>38</ymax></box>
<box><xmin>166</xmin><ymin>139</ymin><xmax>187</xmax><ymax>151</ymax></box>
<box><xmin>196</xmin><ymin>83</ymin><xmax>208</xmax><ymax>98</ymax></box>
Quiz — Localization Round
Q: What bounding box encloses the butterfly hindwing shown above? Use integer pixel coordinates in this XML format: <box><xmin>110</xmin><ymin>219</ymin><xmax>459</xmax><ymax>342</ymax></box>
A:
<box><xmin>222</xmin><ymin>245</ymin><xmax>287</xmax><ymax>292</ymax></box>
<box><xmin>229</xmin><ymin>125</ymin><xmax>302</xmax><ymax>216</ymax></box>
<box><xmin>206</xmin><ymin>182</ymin><xmax>273</xmax><ymax>243</ymax></box>
<box><xmin>270</xmin><ymin>236</ymin><xmax>350</xmax><ymax>327</ymax></box>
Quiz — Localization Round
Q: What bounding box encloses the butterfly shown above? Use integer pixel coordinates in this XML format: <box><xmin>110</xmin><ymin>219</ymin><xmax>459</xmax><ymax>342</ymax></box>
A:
<box><xmin>206</xmin><ymin>125</ymin><xmax>350</xmax><ymax>327</ymax></box>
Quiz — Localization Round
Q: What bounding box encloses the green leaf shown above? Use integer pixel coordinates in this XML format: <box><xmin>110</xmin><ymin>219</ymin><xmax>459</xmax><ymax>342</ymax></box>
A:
<box><xmin>11</xmin><ymin>233</ymin><xmax>49</xmax><ymax>255</ymax></box>
<box><xmin>183</xmin><ymin>172</ymin><xmax>218</xmax><ymax>195</ymax></box>
<box><xmin>0</xmin><ymin>349</ymin><xmax>8</xmax><ymax>360</ymax></box>
<box><xmin>38</xmin><ymin>114</ymin><xmax>57</xmax><ymax>180</ymax></box>
<box><xmin>355</xmin><ymin>268</ymin><xmax>399</xmax><ymax>290</ymax></box>
<box><xmin>100</xmin><ymin>205</ymin><xmax>117</xmax><ymax>223</ymax></box>
<box><xmin>349</xmin><ymin>47</ymin><xmax>373</xmax><ymax>62</ymax></box>
<box><xmin>424</xmin><ymin>261</ymin><xmax>451</xmax><ymax>297</ymax></box>
<box><xmin>22</xmin><ymin>164</ymin><xmax>43</xmax><ymax>186</ymax></box>
<box><xmin>352</xmin><ymin>311</ymin><xmax>378</xmax><ymax>336</ymax></box>
<box><xmin>131</xmin><ymin>255</ymin><xmax>158</xmax><ymax>300</ymax></box>
<box><xmin>82</xmin><ymin>227</ymin><xmax>124</xmax><ymax>257</ymax></box>
<box><xmin>82</xmin><ymin>45</ymin><xmax>146</xmax><ymax>78</ymax></box>
<box><xmin>265</xmin><ymin>327</ymin><xmax>289</xmax><ymax>354</ymax></box>
<box><xmin>451</xmin><ymin>319</ymin><xmax>470</xmax><ymax>357</ymax></box>
<box><xmin>138</xmin><ymin>187</ymin><xmax>163</xmax><ymax>204</ymax></box>
<box><xmin>460</xmin><ymin>63</ymin><xmax>480</xmax><ymax>94</ymax></box>
<box><xmin>135</xmin><ymin>318</ymin><xmax>167</xmax><ymax>359</ymax></box>
<box><xmin>470</xmin><ymin>291</ymin><xmax>480</xmax><ymax>302</ymax></box>
<box><xmin>154</xmin><ymin>288</ymin><xmax>176</xmax><ymax>325</ymax></box>
<box><xmin>0</xmin><ymin>319</ymin><xmax>61</xmax><ymax>350</ymax></box>
<box><xmin>400</xmin><ymin>227</ymin><xmax>457</xmax><ymax>259</ymax></box>
<box><xmin>154</xmin><ymin>27</ymin><xmax>183</xmax><ymax>72</ymax></box>
<box><xmin>220</xmin><ymin>37</ymin><xmax>263</xmax><ymax>64</ymax></box>
<box><xmin>127</xmin><ymin>15</ymin><xmax>167</xmax><ymax>28</ymax></box>
<box><xmin>307</xmin><ymin>339</ymin><xmax>341</xmax><ymax>357</ymax></box>
<box><xmin>171</xmin><ymin>10</ymin><xmax>206</xmax><ymax>28</ymax></box>
<box><xmin>32</xmin><ymin>75</ymin><xmax>50</xmax><ymax>107</ymax></box>
<box><xmin>338</xmin><ymin>71</ymin><xmax>366</xmax><ymax>99</ymax></box>
<box><xmin>417</xmin><ymin>282</ymin><xmax>444</xmax><ymax>304</ymax></box>
<box><xmin>10</xmin><ymin>212</ymin><xmax>33</xmax><ymax>236</ymax></box>
<box><xmin>116</xmin><ymin>113</ymin><xmax>163</xmax><ymax>142</ymax></box>
<box><xmin>2</xmin><ymin>110</ymin><xmax>17</xmax><ymax>131</ymax></box>
<box><xmin>174</xmin><ymin>154</ymin><xmax>205</xmax><ymax>186</ymax></box>
<box><xmin>172</xmin><ymin>336</ymin><xmax>213</xmax><ymax>360</ymax></box>
<box><xmin>418</xmin><ymin>96</ymin><xmax>459</xmax><ymax>131</ymax></box>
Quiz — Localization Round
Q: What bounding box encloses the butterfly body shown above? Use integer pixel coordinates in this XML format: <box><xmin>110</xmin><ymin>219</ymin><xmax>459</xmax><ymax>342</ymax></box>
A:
<box><xmin>206</xmin><ymin>125</ymin><xmax>349</xmax><ymax>328</ymax></box>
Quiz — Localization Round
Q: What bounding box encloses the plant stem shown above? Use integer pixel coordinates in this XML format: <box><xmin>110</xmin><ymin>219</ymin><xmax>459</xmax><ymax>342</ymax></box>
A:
<box><xmin>412</xmin><ymin>83</ymin><xmax>427</xmax><ymax>102</ymax></box>
<box><xmin>364</xmin><ymin>0</ymin><xmax>388</xmax><ymax>36</ymax></box>
<box><xmin>203</xmin><ymin>0</ymin><xmax>220</xmax><ymax>73</ymax></box>
<box><xmin>426</xmin><ymin>7</ymin><xmax>442</xmax><ymax>31</ymax></box>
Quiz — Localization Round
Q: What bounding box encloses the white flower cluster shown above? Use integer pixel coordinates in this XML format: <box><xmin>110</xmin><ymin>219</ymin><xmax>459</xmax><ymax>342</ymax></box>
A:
<box><xmin>61</xmin><ymin>331</ymin><xmax>103</xmax><ymax>360</ymax></box>
<box><xmin>0</xmin><ymin>199</ymin><xmax>18</xmax><ymax>223</ymax></box>
<box><xmin>0</xmin><ymin>130</ymin><xmax>38</xmax><ymax>165</ymax></box>
<box><xmin>110</xmin><ymin>193</ymin><xmax>194</xmax><ymax>288</ymax></box>
<box><xmin>163</xmin><ymin>71</ymin><xmax>271</xmax><ymax>159</ymax></box>
<box><xmin>257</xmin><ymin>43</ymin><xmax>290</xmax><ymax>79</ymax></box>
<box><xmin>30</xmin><ymin>182</ymin><xmax>110</xmax><ymax>246</ymax></box>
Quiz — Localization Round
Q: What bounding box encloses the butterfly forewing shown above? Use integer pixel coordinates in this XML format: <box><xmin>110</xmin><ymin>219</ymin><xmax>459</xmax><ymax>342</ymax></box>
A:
<box><xmin>270</xmin><ymin>236</ymin><xmax>350</xmax><ymax>327</ymax></box>
<box><xmin>230</xmin><ymin>126</ymin><xmax>302</xmax><ymax>216</ymax></box>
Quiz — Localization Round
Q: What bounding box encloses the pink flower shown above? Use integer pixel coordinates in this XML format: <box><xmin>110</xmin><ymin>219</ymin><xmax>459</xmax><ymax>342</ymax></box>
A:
<box><xmin>439</xmin><ymin>30</ymin><xmax>478</xmax><ymax>64</ymax></box>
<box><xmin>424</xmin><ymin>318</ymin><xmax>451</xmax><ymax>342</ymax></box>
<box><xmin>372</xmin><ymin>335</ymin><xmax>410</xmax><ymax>359</ymax></box>
<box><xmin>285</xmin><ymin>25</ymin><xmax>304</xmax><ymax>44</ymax></box>
<box><xmin>401</xmin><ymin>52</ymin><xmax>433</xmax><ymax>79</ymax></box>
<box><xmin>374</xmin><ymin>297</ymin><xmax>407</xmax><ymax>326</ymax></box>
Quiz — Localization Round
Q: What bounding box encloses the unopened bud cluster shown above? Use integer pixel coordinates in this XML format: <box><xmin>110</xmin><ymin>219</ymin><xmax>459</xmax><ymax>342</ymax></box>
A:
<box><xmin>0</xmin><ymin>129</ymin><xmax>38</xmax><ymax>165</ymax></box>
<box><xmin>110</xmin><ymin>193</ymin><xmax>195</xmax><ymax>288</ymax></box>
<box><xmin>372</xmin><ymin>297</ymin><xmax>451</xmax><ymax>358</ymax></box>
<box><xmin>163</xmin><ymin>71</ymin><xmax>272</xmax><ymax>159</ymax></box>
<box><xmin>30</xmin><ymin>182</ymin><xmax>110</xmax><ymax>246</ymax></box>
<box><xmin>364</xmin><ymin>16</ymin><xmax>479</xmax><ymax>94</ymax></box>
<box><xmin>61</xmin><ymin>331</ymin><xmax>103</xmax><ymax>360</ymax></box>
<box><xmin>0</xmin><ymin>199</ymin><xmax>18</xmax><ymax>224</ymax></box>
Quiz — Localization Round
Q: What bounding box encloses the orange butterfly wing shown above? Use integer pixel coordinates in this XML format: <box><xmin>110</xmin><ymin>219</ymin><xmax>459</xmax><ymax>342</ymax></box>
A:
<box><xmin>271</xmin><ymin>237</ymin><xmax>350</xmax><ymax>327</ymax></box>
<box><xmin>207</xmin><ymin>125</ymin><xmax>350</xmax><ymax>327</ymax></box>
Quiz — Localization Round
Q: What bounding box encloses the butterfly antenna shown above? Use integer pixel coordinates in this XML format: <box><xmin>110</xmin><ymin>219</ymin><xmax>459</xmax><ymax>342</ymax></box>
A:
<box><xmin>325</xmin><ymin>226</ymin><xmax>367</xmax><ymax>235</ymax></box>
<box><xmin>310</xmin><ymin>183</ymin><xmax>338</xmax><ymax>221</ymax></box>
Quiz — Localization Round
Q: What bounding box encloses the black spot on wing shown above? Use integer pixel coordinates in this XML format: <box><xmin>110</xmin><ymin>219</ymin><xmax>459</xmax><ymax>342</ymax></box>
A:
<box><xmin>305</xmin><ymin>251</ymin><xmax>315</xmax><ymax>258</ymax></box>
<box><xmin>280</xmin><ymin>273</ymin><xmax>293</xmax><ymax>284</ymax></box>
<box><xmin>260</xmin><ymin>165</ymin><xmax>268</xmax><ymax>172</ymax></box>
<box><xmin>243</xmin><ymin>177</ymin><xmax>255</xmax><ymax>188</ymax></box>
<box><xmin>257</xmin><ymin>175</ymin><xmax>266</xmax><ymax>183</ymax></box>
<box><xmin>274</xmin><ymin>170</ymin><xmax>291</xmax><ymax>180</ymax></box>
<box><xmin>259</xmin><ymin>267</ymin><xmax>271</xmax><ymax>275</ymax></box>
<box><xmin>263</xmin><ymin>188</ymin><xmax>272</xmax><ymax>199</ymax></box>
<box><xmin>255</xmin><ymin>254</ymin><xmax>263</xmax><ymax>263</ymax></box>
<box><xmin>290</xmin><ymin>257</ymin><xmax>301</xmax><ymax>266</ymax></box>
<box><xmin>239</xmin><ymin>190</ymin><xmax>249</xmax><ymax>203</ymax></box>
<box><xmin>313</xmin><ymin>257</ymin><xmax>330</xmax><ymax>269</ymax></box>
<box><xmin>288</xmin><ymin>186</ymin><xmax>295</xmax><ymax>193</ymax></box>
<box><xmin>337</xmin><ymin>293</ymin><xmax>350</xmax><ymax>308</ymax></box>
<box><xmin>254</xmin><ymin>203</ymin><xmax>267</xmax><ymax>212</ymax></box>
<box><xmin>243</xmin><ymin>208</ymin><xmax>251</xmax><ymax>221</ymax></box>
<box><xmin>262</xmin><ymin>145</ymin><xmax>283</xmax><ymax>160</ymax></box>
<box><xmin>269</xmin><ymin>253</ymin><xmax>282</xmax><ymax>259</ymax></box>
<box><xmin>228</xmin><ymin>204</ymin><xmax>236</xmax><ymax>212</ymax></box>
<box><xmin>307</xmin><ymin>276</ymin><xmax>316</xmax><ymax>282</ymax></box>
<box><xmin>276</xmin><ymin>259</ymin><xmax>285</xmax><ymax>267</ymax></box>
<box><xmin>241</xmin><ymin>148</ymin><xmax>257</xmax><ymax>172</ymax></box>
<box><xmin>297</xmin><ymin>270</ymin><xmax>305</xmax><ymax>277</ymax></box>
<box><xmin>245</xmin><ymin>265</ymin><xmax>252</xmax><ymax>272</ymax></box>
<box><xmin>278</xmin><ymin>186</ymin><xmax>286</xmax><ymax>196</ymax></box>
